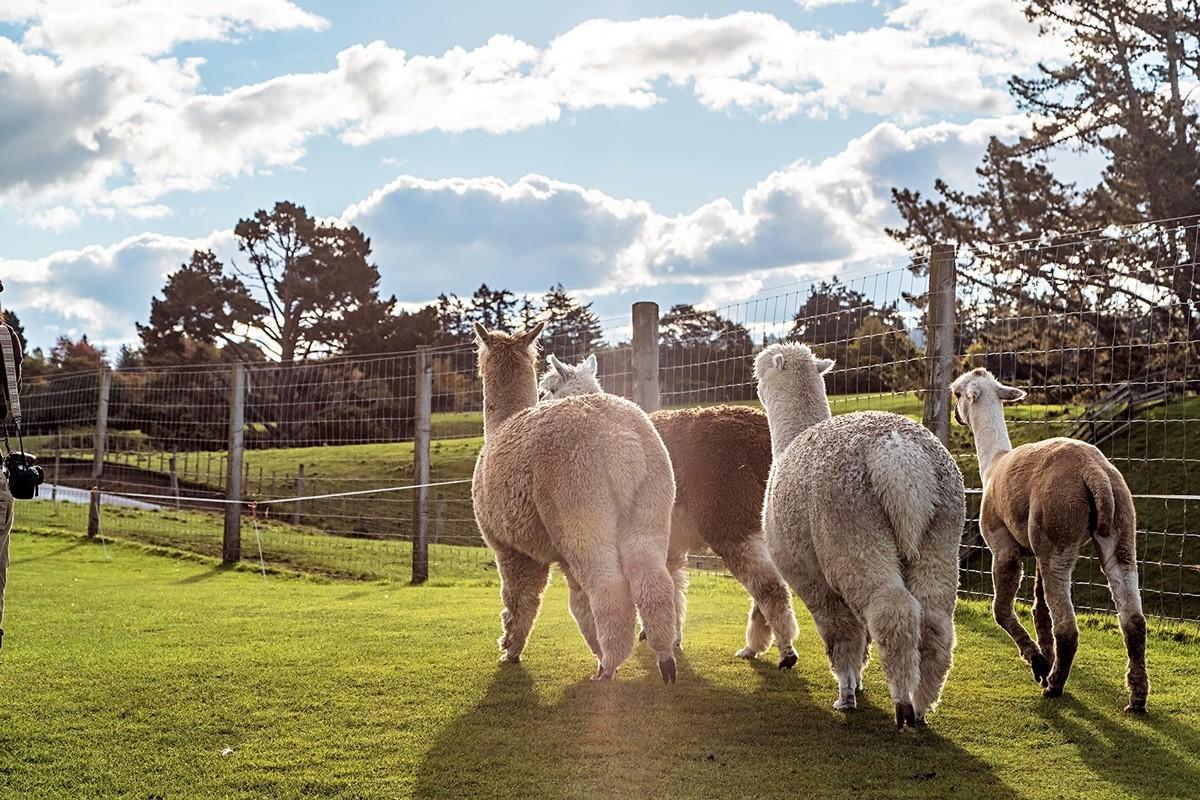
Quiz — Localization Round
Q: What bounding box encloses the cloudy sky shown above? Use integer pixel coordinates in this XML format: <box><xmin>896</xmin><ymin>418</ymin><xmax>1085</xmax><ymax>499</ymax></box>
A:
<box><xmin>0</xmin><ymin>0</ymin><xmax>1067</xmax><ymax>351</ymax></box>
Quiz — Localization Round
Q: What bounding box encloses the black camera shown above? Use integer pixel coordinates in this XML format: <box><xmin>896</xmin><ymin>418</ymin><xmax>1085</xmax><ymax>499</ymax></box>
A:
<box><xmin>5</xmin><ymin>451</ymin><xmax>43</xmax><ymax>500</ymax></box>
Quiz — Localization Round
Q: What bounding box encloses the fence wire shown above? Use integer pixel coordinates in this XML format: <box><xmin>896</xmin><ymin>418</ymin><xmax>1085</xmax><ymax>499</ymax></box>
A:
<box><xmin>15</xmin><ymin>220</ymin><xmax>1200</xmax><ymax>622</ymax></box>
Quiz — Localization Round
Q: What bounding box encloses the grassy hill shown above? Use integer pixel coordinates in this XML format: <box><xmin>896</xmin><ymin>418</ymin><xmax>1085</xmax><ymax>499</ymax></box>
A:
<box><xmin>1</xmin><ymin>530</ymin><xmax>1197</xmax><ymax>799</ymax></box>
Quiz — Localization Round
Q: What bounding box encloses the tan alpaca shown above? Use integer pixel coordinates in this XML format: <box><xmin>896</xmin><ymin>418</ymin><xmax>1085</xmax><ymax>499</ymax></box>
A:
<box><xmin>472</xmin><ymin>323</ymin><xmax>679</xmax><ymax>683</ymax></box>
<box><xmin>758</xmin><ymin>343</ymin><xmax>964</xmax><ymax>729</ymax></box>
<box><xmin>951</xmin><ymin>368</ymin><xmax>1148</xmax><ymax>713</ymax></box>
<box><xmin>540</xmin><ymin>354</ymin><xmax>799</xmax><ymax>667</ymax></box>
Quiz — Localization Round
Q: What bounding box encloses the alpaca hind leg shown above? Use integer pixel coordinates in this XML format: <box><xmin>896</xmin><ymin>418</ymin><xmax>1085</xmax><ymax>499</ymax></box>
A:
<box><xmin>739</xmin><ymin>602</ymin><xmax>773</xmax><ymax>660</ymax></box>
<box><xmin>667</xmin><ymin>547</ymin><xmax>688</xmax><ymax>648</ymax></box>
<box><xmin>561</xmin><ymin>564</ymin><xmax>601</xmax><ymax>659</ymax></box>
<box><xmin>577</xmin><ymin>556</ymin><xmax>637</xmax><ymax>680</ymax></box>
<box><xmin>494</xmin><ymin>546</ymin><xmax>551</xmax><ymax>663</ymax></box>
<box><xmin>805</xmin><ymin>590</ymin><xmax>868</xmax><ymax>711</ymax></box>
<box><xmin>1032</xmin><ymin>567</ymin><xmax>1055</xmax><ymax>677</ymax></box>
<box><xmin>619</xmin><ymin>537</ymin><xmax>680</xmax><ymax>684</ymax></box>
<box><xmin>904</xmin><ymin>526</ymin><xmax>959</xmax><ymax>723</ymax></box>
<box><xmin>992</xmin><ymin>547</ymin><xmax>1049</xmax><ymax>684</ymax></box>
<box><xmin>1095</xmin><ymin>534</ymin><xmax>1148</xmax><ymax>713</ymax></box>
<box><xmin>859</xmin><ymin>580</ymin><xmax>923</xmax><ymax>729</ymax></box>
<box><xmin>717</xmin><ymin>535</ymin><xmax>798</xmax><ymax>667</ymax></box>
<box><xmin>1039</xmin><ymin>546</ymin><xmax>1081</xmax><ymax>698</ymax></box>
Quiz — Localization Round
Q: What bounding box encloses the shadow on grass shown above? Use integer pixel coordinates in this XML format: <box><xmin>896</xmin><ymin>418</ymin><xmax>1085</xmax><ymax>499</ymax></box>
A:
<box><xmin>412</xmin><ymin>648</ymin><xmax>1019</xmax><ymax>800</ymax></box>
<box><xmin>11</xmin><ymin>539</ymin><xmax>88</xmax><ymax>565</ymax></box>
<box><xmin>967</xmin><ymin>605</ymin><xmax>1200</xmax><ymax>798</ymax></box>
<box><xmin>174</xmin><ymin>563</ymin><xmax>238</xmax><ymax>585</ymax></box>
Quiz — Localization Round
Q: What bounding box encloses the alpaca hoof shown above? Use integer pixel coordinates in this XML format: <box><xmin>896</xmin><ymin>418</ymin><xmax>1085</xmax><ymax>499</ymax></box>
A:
<box><xmin>591</xmin><ymin>666</ymin><xmax>616</xmax><ymax>681</ymax></box>
<box><xmin>499</xmin><ymin>653</ymin><xmax>520</xmax><ymax>665</ymax></box>
<box><xmin>735</xmin><ymin>647</ymin><xmax>758</xmax><ymax>660</ymax></box>
<box><xmin>894</xmin><ymin>701</ymin><xmax>917</xmax><ymax>730</ymax></box>
<box><xmin>777</xmin><ymin>653</ymin><xmax>797</xmax><ymax>670</ymax></box>
<box><xmin>833</xmin><ymin>695</ymin><xmax>857</xmax><ymax>712</ymax></box>
<box><xmin>855</xmin><ymin>684</ymin><xmax>865</xmax><ymax>695</ymax></box>
<box><xmin>1042</xmin><ymin>685</ymin><xmax>1064</xmax><ymax>699</ymax></box>
<box><xmin>659</xmin><ymin>657</ymin><xmax>677</xmax><ymax>685</ymax></box>
<box><xmin>1030</xmin><ymin>652</ymin><xmax>1051</xmax><ymax>684</ymax></box>
<box><xmin>638</xmin><ymin>629</ymin><xmax>647</xmax><ymax>642</ymax></box>
<box><xmin>1124</xmin><ymin>701</ymin><xmax>1148</xmax><ymax>715</ymax></box>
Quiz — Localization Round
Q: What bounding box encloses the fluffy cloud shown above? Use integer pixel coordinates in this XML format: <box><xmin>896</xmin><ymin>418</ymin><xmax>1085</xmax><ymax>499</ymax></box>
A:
<box><xmin>0</xmin><ymin>114</ymin><xmax>1029</xmax><ymax>350</ymax></box>
<box><xmin>0</xmin><ymin>6</ymin><xmax>1049</xmax><ymax>226</ymax></box>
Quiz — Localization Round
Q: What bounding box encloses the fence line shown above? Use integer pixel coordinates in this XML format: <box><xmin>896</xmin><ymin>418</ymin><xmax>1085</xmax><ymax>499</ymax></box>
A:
<box><xmin>17</xmin><ymin>220</ymin><xmax>1200</xmax><ymax>621</ymax></box>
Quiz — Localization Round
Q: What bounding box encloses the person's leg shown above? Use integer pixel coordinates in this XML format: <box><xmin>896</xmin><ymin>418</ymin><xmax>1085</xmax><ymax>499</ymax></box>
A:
<box><xmin>0</xmin><ymin>486</ymin><xmax>13</xmax><ymax>649</ymax></box>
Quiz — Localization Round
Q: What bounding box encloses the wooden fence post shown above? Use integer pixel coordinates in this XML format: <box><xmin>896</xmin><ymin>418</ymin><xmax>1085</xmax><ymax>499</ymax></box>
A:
<box><xmin>411</xmin><ymin>346</ymin><xmax>433</xmax><ymax>584</ymax></box>
<box><xmin>292</xmin><ymin>464</ymin><xmax>304</xmax><ymax>526</ymax></box>
<box><xmin>169</xmin><ymin>451</ymin><xmax>181</xmax><ymax>510</ymax></box>
<box><xmin>632</xmin><ymin>301</ymin><xmax>660</xmax><ymax>413</ymax></box>
<box><xmin>223</xmin><ymin>364</ymin><xmax>247</xmax><ymax>563</ymax></box>
<box><xmin>922</xmin><ymin>243</ymin><xmax>957</xmax><ymax>447</ymax></box>
<box><xmin>87</xmin><ymin>367</ymin><xmax>111</xmax><ymax>538</ymax></box>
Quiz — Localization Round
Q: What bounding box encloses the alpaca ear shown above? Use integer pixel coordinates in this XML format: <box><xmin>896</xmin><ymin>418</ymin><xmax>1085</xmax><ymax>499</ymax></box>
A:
<box><xmin>772</xmin><ymin>353</ymin><xmax>785</xmax><ymax>371</ymax></box>
<box><xmin>472</xmin><ymin>322</ymin><xmax>490</xmax><ymax>346</ymax></box>
<box><xmin>548</xmin><ymin>353</ymin><xmax>570</xmax><ymax>379</ymax></box>
<box><xmin>517</xmin><ymin>320</ymin><xmax>546</xmax><ymax>347</ymax></box>
<box><xmin>582</xmin><ymin>353</ymin><xmax>597</xmax><ymax>374</ymax></box>
<box><xmin>814</xmin><ymin>358</ymin><xmax>835</xmax><ymax>375</ymax></box>
<box><xmin>997</xmin><ymin>384</ymin><xmax>1027</xmax><ymax>403</ymax></box>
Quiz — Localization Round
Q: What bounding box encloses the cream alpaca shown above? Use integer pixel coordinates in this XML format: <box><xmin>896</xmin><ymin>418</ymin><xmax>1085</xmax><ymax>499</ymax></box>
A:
<box><xmin>540</xmin><ymin>353</ymin><xmax>799</xmax><ymax>667</ymax></box>
<box><xmin>472</xmin><ymin>323</ymin><xmax>679</xmax><ymax>683</ymax></box>
<box><xmin>757</xmin><ymin>343</ymin><xmax>965</xmax><ymax>729</ymax></box>
<box><xmin>951</xmin><ymin>367</ymin><xmax>1148</xmax><ymax>712</ymax></box>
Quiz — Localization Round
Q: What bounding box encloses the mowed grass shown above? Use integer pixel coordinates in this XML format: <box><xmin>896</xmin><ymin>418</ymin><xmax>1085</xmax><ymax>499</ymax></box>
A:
<box><xmin>1</xmin><ymin>531</ymin><xmax>1198</xmax><ymax>799</ymax></box>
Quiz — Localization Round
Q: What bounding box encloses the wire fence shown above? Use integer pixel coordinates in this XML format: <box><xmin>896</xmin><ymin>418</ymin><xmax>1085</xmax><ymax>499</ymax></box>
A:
<box><xmin>15</xmin><ymin>218</ymin><xmax>1200</xmax><ymax>621</ymax></box>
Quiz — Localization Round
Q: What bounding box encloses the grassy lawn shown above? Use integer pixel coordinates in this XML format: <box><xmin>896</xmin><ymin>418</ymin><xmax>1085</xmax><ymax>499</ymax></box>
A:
<box><xmin>0</xmin><ymin>531</ymin><xmax>1197</xmax><ymax>799</ymax></box>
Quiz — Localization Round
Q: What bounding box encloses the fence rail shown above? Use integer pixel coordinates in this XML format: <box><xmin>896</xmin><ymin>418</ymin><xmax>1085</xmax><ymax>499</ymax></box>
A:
<box><xmin>18</xmin><ymin>220</ymin><xmax>1200</xmax><ymax>622</ymax></box>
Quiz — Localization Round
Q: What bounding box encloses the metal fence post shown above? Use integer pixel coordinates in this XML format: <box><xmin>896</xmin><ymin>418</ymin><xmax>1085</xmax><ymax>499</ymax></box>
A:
<box><xmin>922</xmin><ymin>243</ymin><xmax>957</xmax><ymax>446</ymax></box>
<box><xmin>632</xmin><ymin>301</ymin><xmax>660</xmax><ymax>412</ymax></box>
<box><xmin>87</xmin><ymin>367</ymin><xmax>111</xmax><ymax>538</ymax></box>
<box><xmin>412</xmin><ymin>346</ymin><xmax>433</xmax><ymax>584</ymax></box>
<box><xmin>223</xmin><ymin>364</ymin><xmax>247</xmax><ymax>563</ymax></box>
<box><xmin>169</xmin><ymin>451</ymin><xmax>181</xmax><ymax>510</ymax></box>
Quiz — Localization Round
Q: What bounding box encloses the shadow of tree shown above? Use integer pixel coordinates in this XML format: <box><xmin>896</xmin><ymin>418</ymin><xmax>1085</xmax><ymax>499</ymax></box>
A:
<box><xmin>11</xmin><ymin>539</ymin><xmax>87</xmax><ymax>565</ymax></box>
<box><xmin>412</xmin><ymin>648</ymin><xmax>1019</xmax><ymax>800</ymax></box>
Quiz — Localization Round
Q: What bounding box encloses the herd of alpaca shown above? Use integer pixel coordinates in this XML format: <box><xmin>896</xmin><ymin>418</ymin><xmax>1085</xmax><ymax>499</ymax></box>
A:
<box><xmin>472</xmin><ymin>324</ymin><xmax>1150</xmax><ymax>727</ymax></box>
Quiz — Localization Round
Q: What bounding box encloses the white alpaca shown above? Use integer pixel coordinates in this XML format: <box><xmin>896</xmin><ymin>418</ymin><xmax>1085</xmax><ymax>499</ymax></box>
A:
<box><xmin>472</xmin><ymin>324</ymin><xmax>680</xmax><ymax>683</ymax></box>
<box><xmin>540</xmin><ymin>353</ymin><xmax>800</xmax><ymax>667</ymax></box>
<box><xmin>757</xmin><ymin>343</ymin><xmax>965</xmax><ymax>729</ymax></box>
<box><xmin>951</xmin><ymin>367</ymin><xmax>1148</xmax><ymax>713</ymax></box>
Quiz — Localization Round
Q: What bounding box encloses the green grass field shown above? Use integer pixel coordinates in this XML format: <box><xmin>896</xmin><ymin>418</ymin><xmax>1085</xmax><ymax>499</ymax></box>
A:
<box><xmin>0</xmin><ymin>530</ymin><xmax>1197</xmax><ymax>799</ymax></box>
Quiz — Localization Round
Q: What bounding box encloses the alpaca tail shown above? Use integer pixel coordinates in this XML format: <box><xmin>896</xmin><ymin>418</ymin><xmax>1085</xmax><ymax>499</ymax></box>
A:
<box><xmin>1082</xmin><ymin>463</ymin><xmax>1116</xmax><ymax>541</ymax></box>
<box><xmin>866</xmin><ymin>431</ymin><xmax>938</xmax><ymax>561</ymax></box>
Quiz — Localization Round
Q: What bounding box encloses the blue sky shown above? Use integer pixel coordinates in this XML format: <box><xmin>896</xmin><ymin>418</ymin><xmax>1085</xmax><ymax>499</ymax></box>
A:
<box><xmin>0</xmin><ymin>0</ymin><xmax>1065</xmax><ymax>351</ymax></box>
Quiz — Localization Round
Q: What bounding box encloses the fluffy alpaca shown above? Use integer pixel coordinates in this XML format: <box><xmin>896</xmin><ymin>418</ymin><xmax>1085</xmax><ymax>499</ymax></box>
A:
<box><xmin>951</xmin><ymin>368</ymin><xmax>1148</xmax><ymax>713</ymax></box>
<box><xmin>757</xmin><ymin>343</ymin><xmax>965</xmax><ymax>729</ymax></box>
<box><xmin>472</xmin><ymin>323</ymin><xmax>679</xmax><ymax>683</ymax></box>
<box><xmin>540</xmin><ymin>353</ymin><xmax>799</xmax><ymax>667</ymax></box>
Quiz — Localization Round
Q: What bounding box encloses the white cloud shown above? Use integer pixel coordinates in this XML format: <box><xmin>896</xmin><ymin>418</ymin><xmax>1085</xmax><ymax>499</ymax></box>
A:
<box><xmin>0</xmin><ymin>7</ymin><xmax>1052</xmax><ymax>226</ymax></box>
<box><xmin>2</xmin><ymin>114</ymin><xmax>1032</xmax><ymax>350</ymax></box>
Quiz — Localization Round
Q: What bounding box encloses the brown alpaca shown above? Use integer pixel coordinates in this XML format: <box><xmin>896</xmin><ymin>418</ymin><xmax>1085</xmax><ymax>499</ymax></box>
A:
<box><xmin>472</xmin><ymin>323</ymin><xmax>679</xmax><ymax>683</ymax></box>
<box><xmin>539</xmin><ymin>354</ymin><xmax>799</xmax><ymax>667</ymax></box>
<box><xmin>952</xmin><ymin>368</ymin><xmax>1148</xmax><ymax>713</ymax></box>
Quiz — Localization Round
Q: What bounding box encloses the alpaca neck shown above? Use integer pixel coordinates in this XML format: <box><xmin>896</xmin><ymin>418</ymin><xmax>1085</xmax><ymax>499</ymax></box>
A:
<box><xmin>483</xmin><ymin>383</ymin><xmax>536</xmax><ymax>437</ymax></box>
<box><xmin>970</xmin><ymin>402</ymin><xmax>1013</xmax><ymax>482</ymax></box>
<box><xmin>765</xmin><ymin>399</ymin><xmax>831</xmax><ymax>458</ymax></box>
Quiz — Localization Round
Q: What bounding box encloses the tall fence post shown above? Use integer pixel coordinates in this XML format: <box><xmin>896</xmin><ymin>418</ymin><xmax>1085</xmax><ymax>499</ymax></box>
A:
<box><xmin>169</xmin><ymin>451</ymin><xmax>181</xmax><ymax>510</ymax></box>
<box><xmin>922</xmin><ymin>243</ymin><xmax>957</xmax><ymax>446</ymax></box>
<box><xmin>632</xmin><ymin>301</ymin><xmax>660</xmax><ymax>412</ymax></box>
<box><xmin>292</xmin><ymin>464</ymin><xmax>304</xmax><ymax>526</ymax></box>
<box><xmin>223</xmin><ymin>364</ymin><xmax>247</xmax><ymax>564</ymax></box>
<box><xmin>411</xmin><ymin>346</ymin><xmax>433</xmax><ymax>584</ymax></box>
<box><xmin>87</xmin><ymin>366</ymin><xmax>111</xmax><ymax>538</ymax></box>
